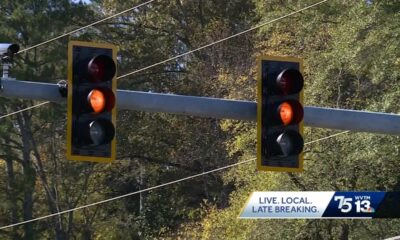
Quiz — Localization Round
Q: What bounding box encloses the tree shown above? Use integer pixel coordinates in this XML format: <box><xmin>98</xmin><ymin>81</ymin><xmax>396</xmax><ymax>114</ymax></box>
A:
<box><xmin>0</xmin><ymin>1</ymin><xmax>102</xmax><ymax>239</ymax></box>
<box><xmin>180</xmin><ymin>1</ymin><xmax>400</xmax><ymax>239</ymax></box>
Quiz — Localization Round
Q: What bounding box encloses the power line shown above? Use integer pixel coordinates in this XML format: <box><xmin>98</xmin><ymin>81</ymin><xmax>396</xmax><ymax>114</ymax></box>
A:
<box><xmin>1</xmin><ymin>1</ymin><xmax>159</xmax><ymax>118</ymax></box>
<box><xmin>18</xmin><ymin>0</ymin><xmax>157</xmax><ymax>54</ymax></box>
<box><xmin>304</xmin><ymin>131</ymin><xmax>350</xmax><ymax>145</ymax></box>
<box><xmin>116</xmin><ymin>0</ymin><xmax>328</xmax><ymax>80</ymax></box>
<box><xmin>0</xmin><ymin>158</ymin><xmax>255</xmax><ymax>230</ymax></box>
<box><xmin>0</xmin><ymin>101</ymin><xmax>50</xmax><ymax>120</ymax></box>
<box><xmin>1</xmin><ymin>0</ymin><xmax>328</xmax><ymax>119</ymax></box>
<box><xmin>0</xmin><ymin>130</ymin><xmax>349</xmax><ymax>230</ymax></box>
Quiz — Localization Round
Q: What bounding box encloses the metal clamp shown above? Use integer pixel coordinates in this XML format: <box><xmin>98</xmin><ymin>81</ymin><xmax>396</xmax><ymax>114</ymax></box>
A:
<box><xmin>57</xmin><ymin>80</ymin><xmax>68</xmax><ymax>98</ymax></box>
<box><xmin>1</xmin><ymin>63</ymin><xmax>11</xmax><ymax>90</ymax></box>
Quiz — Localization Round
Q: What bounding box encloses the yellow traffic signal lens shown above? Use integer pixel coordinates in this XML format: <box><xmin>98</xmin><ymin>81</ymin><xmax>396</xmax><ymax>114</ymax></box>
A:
<box><xmin>88</xmin><ymin>89</ymin><xmax>106</xmax><ymax>113</ymax></box>
<box><xmin>279</xmin><ymin>102</ymin><xmax>293</xmax><ymax>126</ymax></box>
<box><xmin>276</xmin><ymin>100</ymin><xmax>304</xmax><ymax>125</ymax></box>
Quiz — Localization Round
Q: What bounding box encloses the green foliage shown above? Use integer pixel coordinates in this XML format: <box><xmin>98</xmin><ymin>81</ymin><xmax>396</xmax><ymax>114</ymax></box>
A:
<box><xmin>0</xmin><ymin>0</ymin><xmax>399</xmax><ymax>239</ymax></box>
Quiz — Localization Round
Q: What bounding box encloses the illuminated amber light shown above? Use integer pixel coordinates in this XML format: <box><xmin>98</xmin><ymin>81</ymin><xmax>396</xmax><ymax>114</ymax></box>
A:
<box><xmin>279</xmin><ymin>102</ymin><xmax>293</xmax><ymax>125</ymax></box>
<box><xmin>89</xmin><ymin>89</ymin><xmax>106</xmax><ymax>113</ymax></box>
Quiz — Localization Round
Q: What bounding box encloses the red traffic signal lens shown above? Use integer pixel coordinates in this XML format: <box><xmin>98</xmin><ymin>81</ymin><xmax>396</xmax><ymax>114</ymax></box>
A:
<box><xmin>87</xmin><ymin>88</ymin><xmax>115</xmax><ymax>113</ymax></box>
<box><xmin>276</xmin><ymin>131</ymin><xmax>304</xmax><ymax>156</ymax></box>
<box><xmin>276</xmin><ymin>69</ymin><xmax>303</xmax><ymax>95</ymax></box>
<box><xmin>88</xmin><ymin>55</ymin><xmax>116</xmax><ymax>82</ymax></box>
<box><xmin>277</xmin><ymin>100</ymin><xmax>303</xmax><ymax>125</ymax></box>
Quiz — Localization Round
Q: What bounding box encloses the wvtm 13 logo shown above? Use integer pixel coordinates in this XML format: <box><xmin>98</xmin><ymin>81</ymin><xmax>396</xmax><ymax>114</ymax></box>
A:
<box><xmin>334</xmin><ymin>195</ymin><xmax>374</xmax><ymax>213</ymax></box>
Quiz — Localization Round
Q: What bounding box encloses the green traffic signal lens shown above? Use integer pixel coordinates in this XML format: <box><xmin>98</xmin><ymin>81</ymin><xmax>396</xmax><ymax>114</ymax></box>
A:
<box><xmin>89</xmin><ymin>119</ymin><xmax>115</xmax><ymax>146</ymax></box>
<box><xmin>88</xmin><ymin>120</ymin><xmax>115</xmax><ymax>146</ymax></box>
<box><xmin>89</xmin><ymin>121</ymin><xmax>105</xmax><ymax>146</ymax></box>
<box><xmin>73</xmin><ymin>119</ymin><xmax>116</xmax><ymax>146</ymax></box>
<box><xmin>276</xmin><ymin>130</ymin><xmax>304</xmax><ymax>156</ymax></box>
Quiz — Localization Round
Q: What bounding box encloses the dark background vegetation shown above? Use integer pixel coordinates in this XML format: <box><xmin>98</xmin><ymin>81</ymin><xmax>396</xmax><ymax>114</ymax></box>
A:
<box><xmin>0</xmin><ymin>0</ymin><xmax>399</xmax><ymax>239</ymax></box>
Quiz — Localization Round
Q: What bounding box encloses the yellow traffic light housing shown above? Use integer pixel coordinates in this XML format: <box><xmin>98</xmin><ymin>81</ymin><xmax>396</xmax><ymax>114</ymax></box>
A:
<box><xmin>67</xmin><ymin>41</ymin><xmax>117</xmax><ymax>163</ymax></box>
<box><xmin>257</xmin><ymin>56</ymin><xmax>304</xmax><ymax>172</ymax></box>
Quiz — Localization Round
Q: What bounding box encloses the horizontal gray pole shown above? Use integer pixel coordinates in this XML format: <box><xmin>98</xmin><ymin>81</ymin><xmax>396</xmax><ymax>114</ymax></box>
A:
<box><xmin>1</xmin><ymin>78</ymin><xmax>400</xmax><ymax>135</ymax></box>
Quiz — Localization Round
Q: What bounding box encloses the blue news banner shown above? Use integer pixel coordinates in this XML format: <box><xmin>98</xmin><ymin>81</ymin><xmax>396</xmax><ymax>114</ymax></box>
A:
<box><xmin>239</xmin><ymin>192</ymin><xmax>400</xmax><ymax>219</ymax></box>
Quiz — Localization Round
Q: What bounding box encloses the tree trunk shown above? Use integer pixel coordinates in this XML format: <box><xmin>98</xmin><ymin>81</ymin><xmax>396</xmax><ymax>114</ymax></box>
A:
<box><xmin>5</xmin><ymin>158</ymin><xmax>20</xmax><ymax>240</ymax></box>
<box><xmin>16</xmin><ymin>111</ymin><xmax>36</xmax><ymax>240</ymax></box>
<box><xmin>340</xmin><ymin>223</ymin><xmax>350</xmax><ymax>240</ymax></box>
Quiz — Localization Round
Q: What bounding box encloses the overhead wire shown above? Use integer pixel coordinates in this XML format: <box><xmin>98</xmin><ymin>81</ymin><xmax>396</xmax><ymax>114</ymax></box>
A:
<box><xmin>0</xmin><ymin>158</ymin><xmax>255</xmax><ymax>230</ymax></box>
<box><xmin>0</xmin><ymin>101</ymin><xmax>50</xmax><ymax>120</ymax></box>
<box><xmin>0</xmin><ymin>0</ymin><xmax>329</xmax><ymax>120</ymax></box>
<box><xmin>0</xmin><ymin>0</ymin><xmax>355</xmax><ymax>229</ymax></box>
<box><xmin>18</xmin><ymin>0</ymin><xmax>157</xmax><ymax>54</ymax></box>
<box><xmin>0</xmin><ymin>0</ymin><xmax>337</xmax><ymax>226</ymax></box>
<box><xmin>0</xmin><ymin>130</ymin><xmax>350</xmax><ymax>230</ymax></box>
<box><xmin>0</xmin><ymin>0</ymin><xmax>328</xmax><ymax>119</ymax></box>
<box><xmin>116</xmin><ymin>0</ymin><xmax>329</xmax><ymax>80</ymax></box>
<box><xmin>304</xmin><ymin>130</ymin><xmax>350</xmax><ymax>145</ymax></box>
<box><xmin>1</xmin><ymin>0</ymin><xmax>158</xmax><ymax>119</ymax></box>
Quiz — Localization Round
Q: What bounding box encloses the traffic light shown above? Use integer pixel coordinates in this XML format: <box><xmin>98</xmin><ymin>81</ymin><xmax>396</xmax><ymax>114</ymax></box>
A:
<box><xmin>66</xmin><ymin>41</ymin><xmax>117</xmax><ymax>163</ymax></box>
<box><xmin>257</xmin><ymin>56</ymin><xmax>304</xmax><ymax>172</ymax></box>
